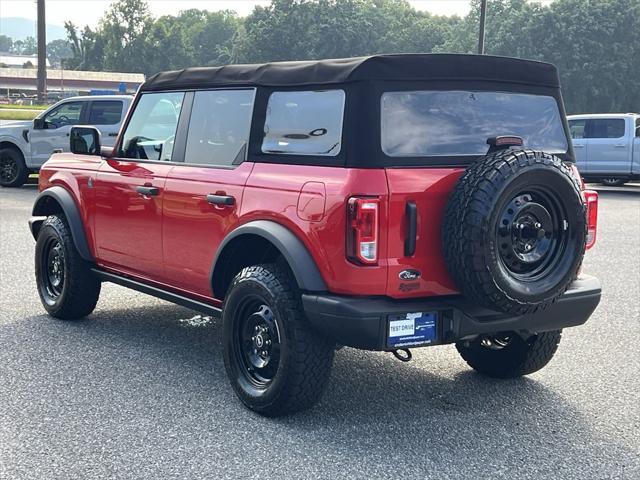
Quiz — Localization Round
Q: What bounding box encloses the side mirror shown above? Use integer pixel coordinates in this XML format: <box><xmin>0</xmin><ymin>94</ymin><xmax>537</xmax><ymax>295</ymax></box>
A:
<box><xmin>33</xmin><ymin>118</ymin><xmax>45</xmax><ymax>130</ymax></box>
<box><xmin>70</xmin><ymin>126</ymin><xmax>101</xmax><ymax>156</ymax></box>
<box><xmin>100</xmin><ymin>145</ymin><xmax>114</xmax><ymax>158</ymax></box>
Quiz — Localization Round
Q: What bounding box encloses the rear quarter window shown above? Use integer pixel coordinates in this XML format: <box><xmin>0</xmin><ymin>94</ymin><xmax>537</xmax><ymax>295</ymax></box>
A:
<box><xmin>586</xmin><ymin>118</ymin><xmax>625</xmax><ymax>139</ymax></box>
<box><xmin>261</xmin><ymin>90</ymin><xmax>345</xmax><ymax>156</ymax></box>
<box><xmin>381</xmin><ymin>91</ymin><xmax>568</xmax><ymax>157</ymax></box>
<box><xmin>88</xmin><ymin>100</ymin><xmax>123</xmax><ymax>125</ymax></box>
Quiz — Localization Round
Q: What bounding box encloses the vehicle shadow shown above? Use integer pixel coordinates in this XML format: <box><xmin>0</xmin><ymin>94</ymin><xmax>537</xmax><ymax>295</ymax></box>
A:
<box><xmin>2</xmin><ymin>304</ymin><xmax>637</xmax><ymax>479</ymax></box>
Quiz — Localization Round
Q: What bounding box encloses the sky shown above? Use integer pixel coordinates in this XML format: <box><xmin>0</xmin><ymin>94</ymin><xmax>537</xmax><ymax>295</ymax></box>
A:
<box><xmin>1</xmin><ymin>0</ymin><xmax>476</xmax><ymax>28</ymax></box>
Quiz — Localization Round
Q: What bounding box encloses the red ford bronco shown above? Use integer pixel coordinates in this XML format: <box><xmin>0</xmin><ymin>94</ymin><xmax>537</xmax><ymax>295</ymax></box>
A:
<box><xmin>30</xmin><ymin>54</ymin><xmax>601</xmax><ymax>416</ymax></box>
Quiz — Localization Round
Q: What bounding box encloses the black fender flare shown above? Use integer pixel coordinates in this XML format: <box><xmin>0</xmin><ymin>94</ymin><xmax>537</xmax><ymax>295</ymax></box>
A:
<box><xmin>30</xmin><ymin>186</ymin><xmax>94</xmax><ymax>262</ymax></box>
<box><xmin>211</xmin><ymin>220</ymin><xmax>327</xmax><ymax>297</ymax></box>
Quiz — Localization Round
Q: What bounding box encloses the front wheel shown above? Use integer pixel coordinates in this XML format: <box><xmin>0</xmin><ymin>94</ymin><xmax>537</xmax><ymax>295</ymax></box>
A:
<box><xmin>456</xmin><ymin>330</ymin><xmax>562</xmax><ymax>378</ymax></box>
<box><xmin>0</xmin><ymin>147</ymin><xmax>28</xmax><ymax>188</ymax></box>
<box><xmin>222</xmin><ymin>264</ymin><xmax>335</xmax><ymax>416</ymax></box>
<box><xmin>35</xmin><ymin>215</ymin><xmax>101</xmax><ymax>319</ymax></box>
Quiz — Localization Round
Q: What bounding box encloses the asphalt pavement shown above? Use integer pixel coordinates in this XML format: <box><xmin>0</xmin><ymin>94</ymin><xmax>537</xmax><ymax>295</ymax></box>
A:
<box><xmin>1</xmin><ymin>184</ymin><xmax>639</xmax><ymax>479</ymax></box>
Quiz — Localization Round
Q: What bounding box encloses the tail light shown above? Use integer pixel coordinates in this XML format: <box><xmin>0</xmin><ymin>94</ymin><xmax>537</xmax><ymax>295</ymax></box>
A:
<box><xmin>347</xmin><ymin>197</ymin><xmax>379</xmax><ymax>265</ymax></box>
<box><xmin>584</xmin><ymin>190</ymin><xmax>598</xmax><ymax>249</ymax></box>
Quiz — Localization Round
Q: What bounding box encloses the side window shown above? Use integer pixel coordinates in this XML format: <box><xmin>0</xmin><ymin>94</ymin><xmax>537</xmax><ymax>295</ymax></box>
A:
<box><xmin>42</xmin><ymin>101</ymin><xmax>83</xmax><ymax>129</ymax></box>
<box><xmin>587</xmin><ymin>118</ymin><xmax>625</xmax><ymax>139</ymax></box>
<box><xmin>119</xmin><ymin>92</ymin><xmax>184</xmax><ymax>161</ymax></box>
<box><xmin>262</xmin><ymin>89</ymin><xmax>345</xmax><ymax>156</ymax></box>
<box><xmin>88</xmin><ymin>101</ymin><xmax>123</xmax><ymax>125</ymax></box>
<box><xmin>569</xmin><ymin>120</ymin><xmax>587</xmax><ymax>139</ymax></box>
<box><xmin>184</xmin><ymin>89</ymin><xmax>256</xmax><ymax>166</ymax></box>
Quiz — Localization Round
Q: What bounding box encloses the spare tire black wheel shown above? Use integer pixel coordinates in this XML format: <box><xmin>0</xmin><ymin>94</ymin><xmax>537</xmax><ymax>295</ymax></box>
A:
<box><xmin>443</xmin><ymin>149</ymin><xmax>586</xmax><ymax>315</ymax></box>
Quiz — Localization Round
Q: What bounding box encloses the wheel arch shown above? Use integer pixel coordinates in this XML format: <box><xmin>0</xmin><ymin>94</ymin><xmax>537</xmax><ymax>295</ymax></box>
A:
<box><xmin>211</xmin><ymin>220</ymin><xmax>327</xmax><ymax>299</ymax></box>
<box><xmin>0</xmin><ymin>139</ymin><xmax>26</xmax><ymax>158</ymax></box>
<box><xmin>31</xmin><ymin>186</ymin><xmax>94</xmax><ymax>262</ymax></box>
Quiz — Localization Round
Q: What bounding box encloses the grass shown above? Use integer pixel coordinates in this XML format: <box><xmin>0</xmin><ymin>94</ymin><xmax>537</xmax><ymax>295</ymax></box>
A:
<box><xmin>0</xmin><ymin>104</ymin><xmax>48</xmax><ymax>110</ymax></box>
<box><xmin>0</xmin><ymin>110</ymin><xmax>39</xmax><ymax>121</ymax></box>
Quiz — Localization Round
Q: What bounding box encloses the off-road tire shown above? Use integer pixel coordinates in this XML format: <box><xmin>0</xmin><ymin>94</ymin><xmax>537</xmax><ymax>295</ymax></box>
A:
<box><xmin>35</xmin><ymin>215</ymin><xmax>101</xmax><ymax>319</ymax></box>
<box><xmin>456</xmin><ymin>330</ymin><xmax>562</xmax><ymax>378</ymax></box>
<box><xmin>443</xmin><ymin>149</ymin><xmax>586</xmax><ymax>315</ymax></box>
<box><xmin>222</xmin><ymin>263</ymin><xmax>335</xmax><ymax>416</ymax></box>
<box><xmin>0</xmin><ymin>146</ymin><xmax>28</xmax><ymax>188</ymax></box>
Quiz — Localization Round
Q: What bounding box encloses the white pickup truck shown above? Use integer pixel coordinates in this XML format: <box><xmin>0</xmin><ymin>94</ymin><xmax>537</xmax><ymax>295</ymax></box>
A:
<box><xmin>568</xmin><ymin>113</ymin><xmax>640</xmax><ymax>186</ymax></box>
<box><xmin>0</xmin><ymin>95</ymin><xmax>132</xmax><ymax>187</ymax></box>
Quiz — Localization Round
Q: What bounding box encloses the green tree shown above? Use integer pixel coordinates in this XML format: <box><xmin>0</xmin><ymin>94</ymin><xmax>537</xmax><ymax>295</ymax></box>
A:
<box><xmin>441</xmin><ymin>0</ymin><xmax>640</xmax><ymax>113</ymax></box>
<box><xmin>140</xmin><ymin>9</ymin><xmax>240</xmax><ymax>75</ymax></box>
<box><xmin>47</xmin><ymin>39</ymin><xmax>74</xmax><ymax>67</ymax></box>
<box><xmin>99</xmin><ymin>0</ymin><xmax>151</xmax><ymax>72</ymax></box>
<box><xmin>235</xmin><ymin>0</ymin><xmax>451</xmax><ymax>63</ymax></box>
<box><xmin>11</xmin><ymin>36</ymin><xmax>37</xmax><ymax>55</ymax></box>
<box><xmin>65</xmin><ymin>22</ymin><xmax>105</xmax><ymax>71</ymax></box>
<box><xmin>0</xmin><ymin>34</ymin><xmax>12</xmax><ymax>52</ymax></box>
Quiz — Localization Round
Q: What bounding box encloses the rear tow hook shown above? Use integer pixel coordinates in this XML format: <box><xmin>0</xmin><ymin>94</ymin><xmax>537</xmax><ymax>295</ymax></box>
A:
<box><xmin>391</xmin><ymin>348</ymin><xmax>412</xmax><ymax>362</ymax></box>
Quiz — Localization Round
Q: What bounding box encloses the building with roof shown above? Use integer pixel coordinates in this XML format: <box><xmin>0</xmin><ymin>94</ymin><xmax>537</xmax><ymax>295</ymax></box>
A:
<box><xmin>0</xmin><ymin>67</ymin><xmax>145</xmax><ymax>96</ymax></box>
<box><xmin>0</xmin><ymin>54</ymin><xmax>51</xmax><ymax>68</ymax></box>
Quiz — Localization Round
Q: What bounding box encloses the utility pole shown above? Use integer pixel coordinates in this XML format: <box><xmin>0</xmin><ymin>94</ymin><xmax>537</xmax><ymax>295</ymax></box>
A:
<box><xmin>37</xmin><ymin>0</ymin><xmax>47</xmax><ymax>103</ymax></box>
<box><xmin>478</xmin><ymin>0</ymin><xmax>488</xmax><ymax>55</ymax></box>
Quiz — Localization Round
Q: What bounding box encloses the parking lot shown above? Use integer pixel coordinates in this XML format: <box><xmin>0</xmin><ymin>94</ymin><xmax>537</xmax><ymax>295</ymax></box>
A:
<box><xmin>1</xmin><ymin>183</ymin><xmax>638</xmax><ymax>479</ymax></box>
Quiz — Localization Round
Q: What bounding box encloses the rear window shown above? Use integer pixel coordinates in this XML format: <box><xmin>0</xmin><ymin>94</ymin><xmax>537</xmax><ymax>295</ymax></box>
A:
<box><xmin>262</xmin><ymin>90</ymin><xmax>345</xmax><ymax>156</ymax></box>
<box><xmin>587</xmin><ymin>119</ymin><xmax>625</xmax><ymax>139</ymax></box>
<box><xmin>381</xmin><ymin>91</ymin><xmax>568</xmax><ymax>157</ymax></box>
<box><xmin>88</xmin><ymin>100</ymin><xmax>123</xmax><ymax>125</ymax></box>
<box><xmin>568</xmin><ymin>118</ymin><xmax>627</xmax><ymax>139</ymax></box>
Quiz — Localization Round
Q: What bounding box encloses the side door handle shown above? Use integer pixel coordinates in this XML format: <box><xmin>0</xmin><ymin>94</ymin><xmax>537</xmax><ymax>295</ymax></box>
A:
<box><xmin>207</xmin><ymin>194</ymin><xmax>235</xmax><ymax>206</ymax></box>
<box><xmin>136</xmin><ymin>185</ymin><xmax>160</xmax><ymax>196</ymax></box>
<box><xmin>614</xmin><ymin>144</ymin><xmax>626</xmax><ymax>148</ymax></box>
<box><xmin>108</xmin><ymin>132</ymin><xmax>118</xmax><ymax>137</ymax></box>
<box><xmin>573</xmin><ymin>144</ymin><xmax>585</xmax><ymax>148</ymax></box>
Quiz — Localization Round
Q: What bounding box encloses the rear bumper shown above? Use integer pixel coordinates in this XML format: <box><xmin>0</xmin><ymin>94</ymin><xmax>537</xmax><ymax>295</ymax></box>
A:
<box><xmin>302</xmin><ymin>275</ymin><xmax>601</xmax><ymax>350</ymax></box>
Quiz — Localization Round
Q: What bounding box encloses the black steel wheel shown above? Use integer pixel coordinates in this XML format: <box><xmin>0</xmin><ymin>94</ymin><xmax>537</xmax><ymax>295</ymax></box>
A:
<box><xmin>456</xmin><ymin>330</ymin><xmax>562</xmax><ymax>378</ymax></box>
<box><xmin>495</xmin><ymin>187</ymin><xmax>569</xmax><ymax>282</ymax></box>
<box><xmin>35</xmin><ymin>216</ymin><xmax>101</xmax><ymax>319</ymax></box>
<box><xmin>40</xmin><ymin>237</ymin><xmax>66</xmax><ymax>305</ymax></box>
<box><xmin>222</xmin><ymin>264</ymin><xmax>334</xmax><ymax>416</ymax></box>
<box><xmin>234</xmin><ymin>298</ymin><xmax>282</xmax><ymax>388</ymax></box>
<box><xmin>0</xmin><ymin>147</ymin><xmax>28</xmax><ymax>188</ymax></box>
<box><xmin>443</xmin><ymin>150</ymin><xmax>586</xmax><ymax>315</ymax></box>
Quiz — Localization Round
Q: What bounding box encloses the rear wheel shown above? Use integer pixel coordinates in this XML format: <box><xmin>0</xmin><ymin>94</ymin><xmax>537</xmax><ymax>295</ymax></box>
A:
<box><xmin>456</xmin><ymin>330</ymin><xmax>562</xmax><ymax>378</ymax></box>
<box><xmin>35</xmin><ymin>216</ymin><xmax>101</xmax><ymax>319</ymax></box>
<box><xmin>222</xmin><ymin>264</ymin><xmax>334</xmax><ymax>416</ymax></box>
<box><xmin>0</xmin><ymin>147</ymin><xmax>28</xmax><ymax>188</ymax></box>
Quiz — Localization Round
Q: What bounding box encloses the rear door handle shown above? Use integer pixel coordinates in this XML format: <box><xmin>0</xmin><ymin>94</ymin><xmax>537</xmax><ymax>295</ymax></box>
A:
<box><xmin>136</xmin><ymin>185</ymin><xmax>160</xmax><ymax>196</ymax></box>
<box><xmin>207</xmin><ymin>194</ymin><xmax>235</xmax><ymax>206</ymax></box>
<box><xmin>404</xmin><ymin>201</ymin><xmax>417</xmax><ymax>256</ymax></box>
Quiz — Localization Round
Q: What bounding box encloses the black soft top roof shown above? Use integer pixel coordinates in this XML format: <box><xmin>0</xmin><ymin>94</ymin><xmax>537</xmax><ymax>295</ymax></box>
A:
<box><xmin>141</xmin><ymin>54</ymin><xmax>560</xmax><ymax>91</ymax></box>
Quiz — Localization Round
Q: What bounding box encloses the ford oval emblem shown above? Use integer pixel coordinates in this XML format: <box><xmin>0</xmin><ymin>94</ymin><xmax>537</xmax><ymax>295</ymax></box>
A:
<box><xmin>399</xmin><ymin>269</ymin><xmax>421</xmax><ymax>280</ymax></box>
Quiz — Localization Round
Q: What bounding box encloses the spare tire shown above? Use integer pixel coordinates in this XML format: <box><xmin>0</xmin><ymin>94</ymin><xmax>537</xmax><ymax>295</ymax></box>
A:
<box><xmin>442</xmin><ymin>149</ymin><xmax>586</xmax><ymax>315</ymax></box>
